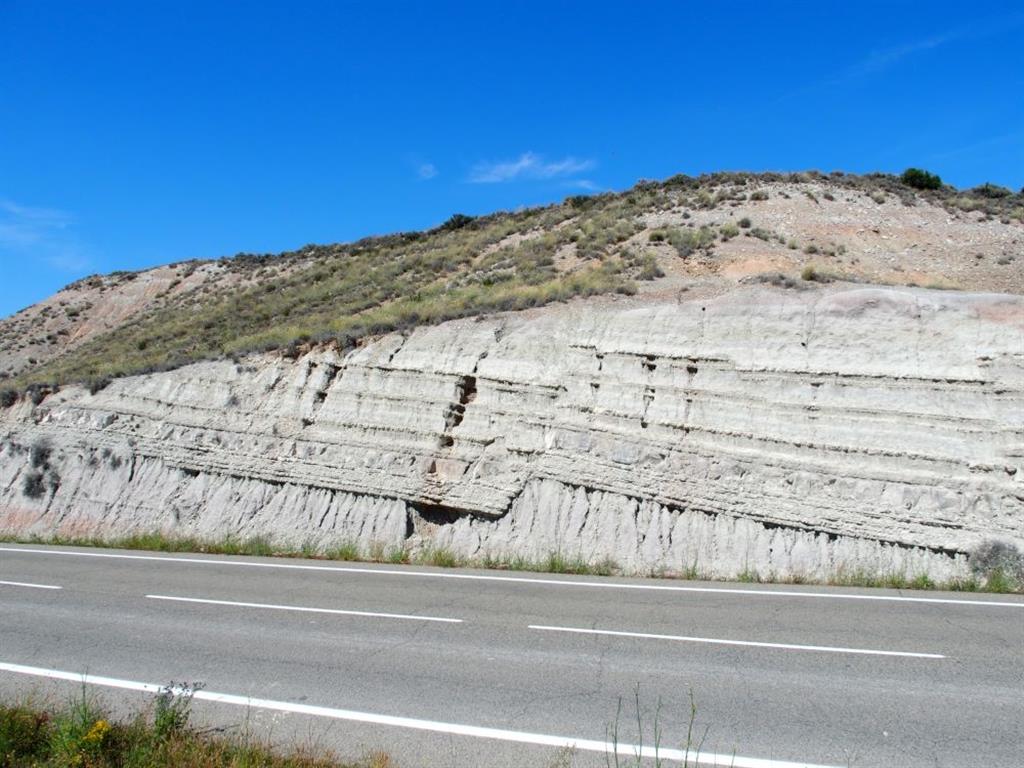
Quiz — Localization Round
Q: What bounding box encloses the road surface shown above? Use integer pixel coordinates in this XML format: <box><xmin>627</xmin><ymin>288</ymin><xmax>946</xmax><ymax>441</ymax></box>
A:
<box><xmin>1</xmin><ymin>543</ymin><xmax>1022</xmax><ymax>767</ymax></box>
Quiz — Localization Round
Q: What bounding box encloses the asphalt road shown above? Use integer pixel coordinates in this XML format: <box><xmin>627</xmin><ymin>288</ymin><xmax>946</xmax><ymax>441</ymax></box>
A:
<box><xmin>1</xmin><ymin>544</ymin><xmax>1022</xmax><ymax>767</ymax></box>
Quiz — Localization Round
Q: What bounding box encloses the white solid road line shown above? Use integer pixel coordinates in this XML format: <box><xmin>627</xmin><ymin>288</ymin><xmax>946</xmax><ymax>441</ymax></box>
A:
<box><xmin>0</xmin><ymin>580</ymin><xmax>62</xmax><ymax>590</ymax></box>
<box><xmin>3</xmin><ymin>546</ymin><xmax>1023</xmax><ymax>608</ymax></box>
<box><xmin>530</xmin><ymin>625</ymin><xmax>947</xmax><ymax>659</ymax></box>
<box><xmin>0</xmin><ymin>661</ymin><xmax>841</xmax><ymax>768</ymax></box>
<box><xmin>146</xmin><ymin>594</ymin><xmax>463</xmax><ymax>623</ymax></box>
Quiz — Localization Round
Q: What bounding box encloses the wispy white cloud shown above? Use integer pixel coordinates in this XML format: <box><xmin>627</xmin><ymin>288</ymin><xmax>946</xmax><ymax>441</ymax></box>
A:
<box><xmin>927</xmin><ymin>129</ymin><xmax>1024</xmax><ymax>162</ymax></box>
<box><xmin>0</xmin><ymin>199</ymin><xmax>93</xmax><ymax>273</ymax></box>
<box><xmin>843</xmin><ymin>34</ymin><xmax>952</xmax><ymax>79</ymax></box>
<box><xmin>776</xmin><ymin>13</ymin><xmax>1024</xmax><ymax>103</ymax></box>
<box><xmin>417</xmin><ymin>162</ymin><xmax>438</xmax><ymax>180</ymax></box>
<box><xmin>469</xmin><ymin>152</ymin><xmax>595</xmax><ymax>183</ymax></box>
<box><xmin>0</xmin><ymin>201</ymin><xmax>70</xmax><ymax>246</ymax></box>
<box><xmin>845</xmin><ymin>13</ymin><xmax>1024</xmax><ymax>81</ymax></box>
<box><xmin>562</xmin><ymin>179</ymin><xmax>601</xmax><ymax>192</ymax></box>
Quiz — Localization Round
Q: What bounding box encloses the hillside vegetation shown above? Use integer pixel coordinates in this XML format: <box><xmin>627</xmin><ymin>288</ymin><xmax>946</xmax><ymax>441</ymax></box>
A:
<box><xmin>1</xmin><ymin>170</ymin><xmax>1022</xmax><ymax>397</ymax></box>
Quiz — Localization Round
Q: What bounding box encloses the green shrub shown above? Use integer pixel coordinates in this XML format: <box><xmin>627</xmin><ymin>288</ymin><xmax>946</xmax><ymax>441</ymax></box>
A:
<box><xmin>565</xmin><ymin>194</ymin><xmax>597</xmax><ymax>209</ymax></box>
<box><xmin>737</xmin><ymin>217</ymin><xmax>752</xmax><ymax>228</ymax></box>
<box><xmin>22</xmin><ymin>471</ymin><xmax>46</xmax><ymax>499</ymax></box>
<box><xmin>971</xmin><ymin>183</ymin><xmax>1012</xmax><ymax>199</ymax></box>
<box><xmin>635</xmin><ymin>253</ymin><xmax>664</xmax><ymax>280</ymax></box>
<box><xmin>30</xmin><ymin>440</ymin><xmax>51</xmax><ymax>469</ymax></box>
<box><xmin>0</xmin><ymin>388</ymin><xmax>16</xmax><ymax>408</ymax></box>
<box><xmin>417</xmin><ymin>546</ymin><xmax>462</xmax><ymax>568</ymax></box>
<box><xmin>88</xmin><ymin>377</ymin><xmax>111</xmax><ymax>395</ymax></box>
<box><xmin>969</xmin><ymin>540</ymin><xmax>1024</xmax><ymax>591</ymax></box>
<box><xmin>153</xmin><ymin>682</ymin><xmax>202</xmax><ymax>740</ymax></box>
<box><xmin>801</xmin><ymin>264</ymin><xmax>839</xmax><ymax>284</ymax></box>
<box><xmin>900</xmin><ymin>168</ymin><xmax>942</xmax><ymax>190</ymax></box>
<box><xmin>0</xmin><ymin>704</ymin><xmax>50</xmax><ymax>761</ymax></box>
<box><xmin>543</xmin><ymin>551</ymin><xmax>592</xmax><ymax>574</ymax></box>
<box><xmin>46</xmin><ymin>693</ymin><xmax>110</xmax><ymax>765</ymax></box>
<box><xmin>667</xmin><ymin>226</ymin><xmax>716</xmax><ymax>258</ymax></box>
<box><xmin>439</xmin><ymin>213</ymin><xmax>475</xmax><ymax>231</ymax></box>
<box><xmin>951</xmin><ymin>195</ymin><xmax>988</xmax><ymax>214</ymax></box>
<box><xmin>326</xmin><ymin>541</ymin><xmax>360</xmax><ymax>560</ymax></box>
<box><xmin>27</xmin><ymin>384</ymin><xmax>54</xmax><ymax>406</ymax></box>
<box><xmin>756</xmin><ymin>272</ymin><xmax>798</xmax><ymax>289</ymax></box>
<box><xmin>719</xmin><ymin>223</ymin><xmax>740</xmax><ymax>240</ymax></box>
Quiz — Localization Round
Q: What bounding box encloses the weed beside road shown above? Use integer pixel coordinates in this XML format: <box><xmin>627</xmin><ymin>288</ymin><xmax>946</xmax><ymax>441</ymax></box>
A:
<box><xmin>0</xmin><ymin>687</ymin><xmax>392</xmax><ymax>768</ymax></box>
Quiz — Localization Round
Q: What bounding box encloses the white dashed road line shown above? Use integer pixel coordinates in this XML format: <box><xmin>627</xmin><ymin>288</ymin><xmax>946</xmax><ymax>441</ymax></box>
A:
<box><xmin>146</xmin><ymin>594</ymin><xmax>463</xmax><ymax>623</ymax></box>
<box><xmin>529</xmin><ymin>624</ymin><xmax>947</xmax><ymax>659</ymax></box>
<box><xmin>0</xmin><ymin>580</ymin><xmax>62</xmax><ymax>590</ymax></box>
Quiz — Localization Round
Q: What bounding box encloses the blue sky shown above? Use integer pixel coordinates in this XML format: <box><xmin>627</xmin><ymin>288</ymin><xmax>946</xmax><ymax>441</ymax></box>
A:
<box><xmin>2</xmin><ymin>1</ymin><xmax>1022</xmax><ymax>317</ymax></box>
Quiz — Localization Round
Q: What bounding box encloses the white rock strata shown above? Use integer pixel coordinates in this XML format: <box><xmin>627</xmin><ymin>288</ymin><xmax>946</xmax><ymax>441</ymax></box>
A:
<box><xmin>2</xmin><ymin>285</ymin><xmax>1022</xmax><ymax>581</ymax></box>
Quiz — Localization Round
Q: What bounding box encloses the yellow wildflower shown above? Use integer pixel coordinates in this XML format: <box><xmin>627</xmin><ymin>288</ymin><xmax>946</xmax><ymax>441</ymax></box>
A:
<box><xmin>84</xmin><ymin>719</ymin><xmax>110</xmax><ymax>744</ymax></box>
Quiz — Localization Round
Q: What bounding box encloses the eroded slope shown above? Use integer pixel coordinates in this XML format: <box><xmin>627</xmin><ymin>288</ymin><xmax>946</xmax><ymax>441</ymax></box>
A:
<box><xmin>3</xmin><ymin>284</ymin><xmax>1021</xmax><ymax>581</ymax></box>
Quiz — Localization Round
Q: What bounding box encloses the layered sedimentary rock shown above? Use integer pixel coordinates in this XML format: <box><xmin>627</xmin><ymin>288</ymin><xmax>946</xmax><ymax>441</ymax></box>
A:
<box><xmin>2</xmin><ymin>285</ymin><xmax>1022</xmax><ymax>580</ymax></box>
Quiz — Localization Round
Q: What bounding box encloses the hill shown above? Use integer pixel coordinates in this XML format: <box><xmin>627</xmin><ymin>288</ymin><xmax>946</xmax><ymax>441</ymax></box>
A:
<box><xmin>2</xmin><ymin>170</ymin><xmax>1021</xmax><ymax>395</ymax></box>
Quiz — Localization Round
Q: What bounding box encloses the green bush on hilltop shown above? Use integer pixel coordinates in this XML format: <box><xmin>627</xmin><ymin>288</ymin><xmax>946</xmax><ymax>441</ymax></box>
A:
<box><xmin>900</xmin><ymin>167</ymin><xmax>942</xmax><ymax>190</ymax></box>
<box><xmin>970</xmin><ymin>183</ymin><xmax>1012</xmax><ymax>199</ymax></box>
<box><xmin>438</xmin><ymin>212</ymin><xmax>475</xmax><ymax>231</ymax></box>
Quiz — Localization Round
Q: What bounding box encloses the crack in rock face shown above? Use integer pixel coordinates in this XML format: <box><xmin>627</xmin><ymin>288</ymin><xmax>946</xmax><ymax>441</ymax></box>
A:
<box><xmin>1</xmin><ymin>285</ymin><xmax>1022</xmax><ymax>580</ymax></box>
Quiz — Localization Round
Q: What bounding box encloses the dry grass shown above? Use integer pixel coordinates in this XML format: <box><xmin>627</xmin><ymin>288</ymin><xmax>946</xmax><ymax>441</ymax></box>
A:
<box><xmin>10</xmin><ymin>201</ymin><xmax>643</xmax><ymax>390</ymax></box>
<box><xmin>4</xmin><ymin>531</ymin><xmax>1020</xmax><ymax>593</ymax></box>
<box><xmin>6</xmin><ymin>169</ymin><xmax>1022</xmax><ymax>393</ymax></box>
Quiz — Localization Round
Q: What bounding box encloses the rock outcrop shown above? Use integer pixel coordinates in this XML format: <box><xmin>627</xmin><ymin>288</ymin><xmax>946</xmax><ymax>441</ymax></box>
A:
<box><xmin>2</xmin><ymin>285</ymin><xmax>1022</xmax><ymax>581</ymax></box>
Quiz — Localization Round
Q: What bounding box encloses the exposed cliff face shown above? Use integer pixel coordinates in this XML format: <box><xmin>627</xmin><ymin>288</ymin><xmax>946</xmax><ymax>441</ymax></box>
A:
<box><xmin>2</xmin><ymin>285</ymin><xmax>1022</xmax><ymax>581</ymax></box>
